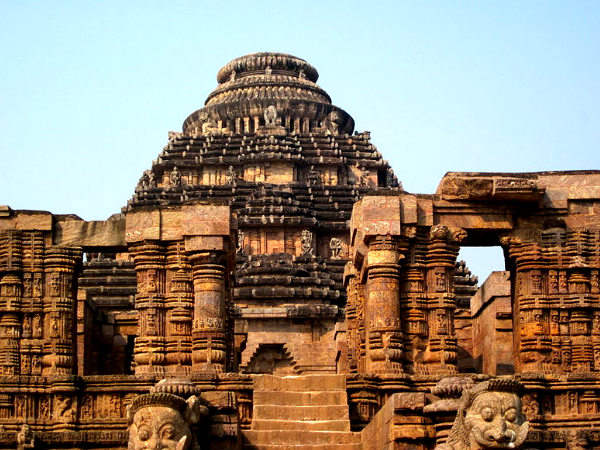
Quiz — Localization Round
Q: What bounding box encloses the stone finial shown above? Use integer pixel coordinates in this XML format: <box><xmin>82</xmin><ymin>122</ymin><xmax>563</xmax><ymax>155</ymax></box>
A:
<box><xmin>436</xmin><ymin>379</ymin><xmax>530</xmax><ymax>450</ymax></box>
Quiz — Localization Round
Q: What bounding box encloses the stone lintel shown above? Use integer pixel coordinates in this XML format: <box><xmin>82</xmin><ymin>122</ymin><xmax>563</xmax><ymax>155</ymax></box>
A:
<box><xmin>437</xmin><ymin>172</ymin><xmax>544</xmax><ymax>202</ymax></box>
<box><xmin>434</xmin><ymin>212</ymin><xmax>514</xmax><ymax>231</ymax></box>
<box><xmin>53</xmin><ymin>216</ymin><xmax>126</xmax><ymax>248</ymax></box>
<box><xmin>125</xmin><ymin>204</ymin><xmax>232</xmax><ymax>244</ymax></box>
<box><xmin>0</xmin><ymin>208</ymin><xmax>53</xmax><ymax>231</ymax></box>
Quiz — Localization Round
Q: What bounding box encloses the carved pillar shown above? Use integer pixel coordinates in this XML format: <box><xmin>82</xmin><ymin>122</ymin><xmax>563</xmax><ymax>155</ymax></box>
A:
<box><xmin>41</xmin><ymin>246</ymin><xmax>81</xmax><ymax>375</ymax></box>
<box><xmin>130</xmin><ymin>242</ymin><xmax>166</xmax><ymax>375</ymax></box>
<box><xmin>364</xmin><ymin>235</ymin><xmax>403</xmax><ymax>374</ymax></box>
<box><xmin>344</xmin><ymin>262</ymin><xmax>360</xmax><ymax>373</ymax></box>
<box><xmin>423</xmin><ymin>225</ymin><xmax>462</xmax><ymax>375</ymax></box>
<box><xmin>164</xmin><ymin>242</ymin><xmax>193</xmax><ymax>376</ymax></box>
<box><xmin>20</xmin><ymin>231</ymin><xmax>45</xmax><ymax>377</ymax></box>
<box><xmin>189</xmin><ymin>252</ymin><xmax>228</xmax><ymax>374</ymax></box>
<box><xmin>0</xmin><ymin>231</ymin><xmax>23</xmax><ymax>376</ymax></box>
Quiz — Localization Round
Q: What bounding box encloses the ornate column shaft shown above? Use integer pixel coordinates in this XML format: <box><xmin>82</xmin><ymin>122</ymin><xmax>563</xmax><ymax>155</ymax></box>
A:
<box><xmin>41</xmin><ymin>246</ymin><xmax>81</xmax><ymax>375</ymax></box>
<box><xmin>423</xmin><ymin>225</ymin><xmax>463</xmax><ymax>375</ymax></box>
<box><xmin>130</xmin><ymin>241</ymin><xmax>166</xmax><ymax>375</ymax></box>
<box><xmin>189</xmin><ymin>252</ymin><xmax>227</xmax><ymax>374</ymax></box>
<box><xmin>364</xmin><ymin>236</ymin><xmax>403</xmax><ymax>374</ymax></box>
<box><xmin>164</xmin><ymin>241</ymin><xmax>193</xmax><ymax>375</ymax></box>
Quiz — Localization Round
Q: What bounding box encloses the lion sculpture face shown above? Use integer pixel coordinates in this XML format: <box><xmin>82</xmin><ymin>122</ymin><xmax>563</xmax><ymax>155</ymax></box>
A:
<box><xmin>129</xmin><ymin>405</ymin><xmax>191</xmax><ymax>450</ymax></box>
<box><xmin>463</xmin><ymin>391</ymin><xmax>529</xmax><ymax>449</ymax></box>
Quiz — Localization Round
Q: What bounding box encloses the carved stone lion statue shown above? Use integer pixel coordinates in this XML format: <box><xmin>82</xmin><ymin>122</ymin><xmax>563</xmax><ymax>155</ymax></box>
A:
<box><xmin>127</xmin><ymin>391</ymin><xmax>203</xmax><ymax>450</ymax></box>
<box><xmin>436</xmin><ymin>379</ymin><xmax>530</xmax><ymax>450</ymax></box>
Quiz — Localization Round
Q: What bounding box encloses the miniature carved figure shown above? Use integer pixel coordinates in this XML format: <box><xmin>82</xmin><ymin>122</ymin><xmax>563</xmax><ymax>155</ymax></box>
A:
<box><xmin>56</xmin><ymin>395</ymin><xmax>75</xmax><ymax>422</ymax></box>
<box><xmin>226</xmin><ymin>165</ymin><xmax>237</xmax><ymax>186</ymax></box>
<box><xmin>264</xmin><ymin>105</ymin><xmax>277</xmax><ymax>127</ymax></box>
<box><xmin>39</xmin><ymin>396</ymin><xmax>50</xmax><ymax>419</ymax></box>
<box><xmin>17</xmin><ymin>424</ymin><xmax>35</xmax><ymax>450</ymax></box>
<box><xmin>15</xmin><ymin>395</ymin><xmax>25</xmax><ymax>418</ymax></box>
<box><xmin>436</xmin><ymin>379</ymin><xmax>529</xmax><ymax>450</ymax></box>
<box><xmin>50</xmin><ymin>272</ymin><xmax>60</xmax><ymax>296</ymax></box>
<box><xmin>81</xmin><ymin>395</ymin><xmax>93</xmax><ymax>419</ymax></box>
<box><xmin>31</xmin><ymin>355</ymin><xmax>41</xmax><ymax>375</ymax></box>
<box><xmin>565</xmin><ymin>429</ymin><xmax>590</xmax><ymax>450</ymax></box>
<box><xmin>170</xmin><ymin>167</ymin><xmax>182</xmax><ymax>188</ymax></box>
<box><xmin>32</xmin><ymin>274</ymin><xmax>42</xmax><ymax>297</ymax></box>
<box><xmin>127</xmin><ymin>392</ymin><xmax>202</xmax><ymax>450</ymax></box>
<box><xmin>329</xmin><ymin>237</ymin><xmax>343</xmax><ymax>259</ymax></box>
<box><xmin>50</xmin><ymin>315</ymin><xmax>59</xmax><ymax>338</ymax></box>
<box><xmin>357</xmin><ymin>164</ymin><xmax>369</xmax><ymax>187</ymax></box>
<box><xmin>111</xmin><ymin>394</ymin><xmax>121</xmax><ymax>417</ymax></box>
<box><xmin>325</xmin><ymin>110</ymin><xmax>342</xmax><ymax>136</ymax></box>
<box><xmin>307</xmin><ymin>165</ymin><xmax>320</xmax><ymax>185</ymax></box>
<box><xmin>21</xmin><ymin>353</ymin><xmax>31</xmax><ymax>374</ymax></box>
<box><xmin>300</xmin><ymin>230</ymin><xmax>313</xmax><ymax>256</ymax></box>
<box><xmin>23</xmin><ymin>275</ymin><xmax>32</xmax><ymax>297</ymax></box>
<box><xmin>237</xmin><ymin>230</ymin><xmax>245</xmax><ymax>254</ymax></box>
<box><xmin>521</xmin><ymin>393</ymin><xmax>539</xmax><ymax>419</ymax></box>
<box><xmin>22</xmin><ymin>315</ymin><xmax>31</xmax><ymax>336</ymax></box>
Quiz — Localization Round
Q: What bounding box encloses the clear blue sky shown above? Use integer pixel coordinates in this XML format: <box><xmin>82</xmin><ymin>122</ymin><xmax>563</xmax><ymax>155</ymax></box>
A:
<box><xmin>1</xmin><ymin>1</ymin><xmax>599</xmax><ymax>281</ymax></box>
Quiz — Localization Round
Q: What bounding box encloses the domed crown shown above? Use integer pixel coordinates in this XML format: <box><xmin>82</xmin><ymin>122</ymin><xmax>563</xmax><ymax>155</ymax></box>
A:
<box><xmin>182</xmin><ymin>52</ymin><xmax>354</xmax><ymax>136</ymax></box>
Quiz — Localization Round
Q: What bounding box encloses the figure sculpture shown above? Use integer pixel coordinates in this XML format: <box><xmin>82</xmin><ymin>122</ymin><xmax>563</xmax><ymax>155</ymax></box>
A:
<box><xmin>170</xmin><ymin>167</ymin><xmax>182</xmax><ymax>188</ymax></box>
<box><xmin>226</xmin><ymin>165</ymin><xmax>237</xmax><ymax>186</ymax></box>
<box><xmin>127</xmin><ymin>391</ymin><xmax>202</xmax><ymax>450</ymax></box>
<box><xmin>17</xmin><ymin>424</ymin><xmax>36</xmax><ymax>450</ymax></box>
<box><xmin>329</xmin><ymin>237</ymin><xmax>343</xmax><ymax>259</ymax></box>
<box><xmin>565</xmin><ymin>429</ymin><xmax>590</xmax><ymax>450</ymax></box>
<box><xmin>436</xmin><ymin>379</ymin><xmax>529</xmax><ymax>450</ymax></box>
<box><xmin>264</xmin><ymin>105</ymin><xmax>277</xmax><ymax>127</ymax></box>
<box><xmin>300</xmin><ymin>230</ymin><xmax>313</xmax><ymax>256</ymax></box>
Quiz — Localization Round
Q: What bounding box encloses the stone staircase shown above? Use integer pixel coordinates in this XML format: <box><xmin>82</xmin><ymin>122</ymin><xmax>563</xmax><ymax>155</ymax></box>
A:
<box><xmin>243</xmin><ymin>374</ymin><xmax>362</xmax><ymax>450</ymax></box>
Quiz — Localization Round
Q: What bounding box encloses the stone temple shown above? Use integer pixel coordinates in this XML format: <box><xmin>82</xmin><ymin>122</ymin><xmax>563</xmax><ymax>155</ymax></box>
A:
<box><xmin>2</xmin><ymin>52</ymin><xmax>600</xmax><ymax>450</ymax></box>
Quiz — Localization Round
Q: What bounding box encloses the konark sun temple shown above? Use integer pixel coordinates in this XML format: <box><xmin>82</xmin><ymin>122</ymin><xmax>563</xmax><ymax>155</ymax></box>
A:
<box><xmin>3</xmin><ymin>52</ymin><xmax>600</xmax><ymax>450</ymax></box>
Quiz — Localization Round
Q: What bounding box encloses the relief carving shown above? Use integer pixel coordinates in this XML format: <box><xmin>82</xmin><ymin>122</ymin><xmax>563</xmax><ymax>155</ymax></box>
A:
<box><xmin>127</xmin><ymin>392</ymin><xmax>204</xmax><ymax>450</ymax></box>
<box><xmin>436</xmin><ymin>379</ymin><xmax>529</xmax><ymax>450</ymax></box>
<box><xmin>16</xmin><ymin>424</ymin><xmax>36</xmax><ymax>450</ymax></box>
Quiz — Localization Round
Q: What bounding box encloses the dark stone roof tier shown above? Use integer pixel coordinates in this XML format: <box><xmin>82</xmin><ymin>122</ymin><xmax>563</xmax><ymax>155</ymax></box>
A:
<box><xmin>183</xmin><ymin>53</ymin><xmax>354</xmax><ymax>135</ymax></box>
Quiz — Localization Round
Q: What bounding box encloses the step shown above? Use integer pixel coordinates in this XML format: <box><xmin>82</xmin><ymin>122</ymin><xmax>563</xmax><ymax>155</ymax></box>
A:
<box><xmin>252</xmin><ymin>419</ymin><xmax>350</xmax><ymax>432</ymax></box>
<box><xmin>253</xmin><ymin>375</ymin><xmax>346</xmax><ymax>392</ymax></box>
<box><xmin>254</xmin><ymin>390</ymin><xmax>347</xmax><ymax>406</ymax></box>
<box><xmin>243</xmin><ymin>444</ymin><xmax>362</xmax><ymax>450</ymax></box>
<box><xmin>253</xmin><ymin>405</ymin><xmax>349</xmax><ymax>421</ymax></box>
<box><xmin>243</xmin><ymin>430</ymin><xmax>361</xmax><ymax>446</ymax></box>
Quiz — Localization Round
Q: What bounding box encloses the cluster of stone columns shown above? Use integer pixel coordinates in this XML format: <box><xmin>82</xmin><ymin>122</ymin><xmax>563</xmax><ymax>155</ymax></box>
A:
<box><xmin>125</xmin><ymin>204</ymin><xmax>234</xmax><ymax>376</ymax></box>
<box><xmin>345</xmin><ymin>196</ymin><xmax>462</xmax><ymax>376</ymax></box>
<box><xmin>0</xmin><ymin>229</ymin><xmax>81</xmax><ymax>377</ymax></box>
<box><xmin>505</xmin><ymin>227</ymin><xmax>600</xmax><ymax>374</ymax></box>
